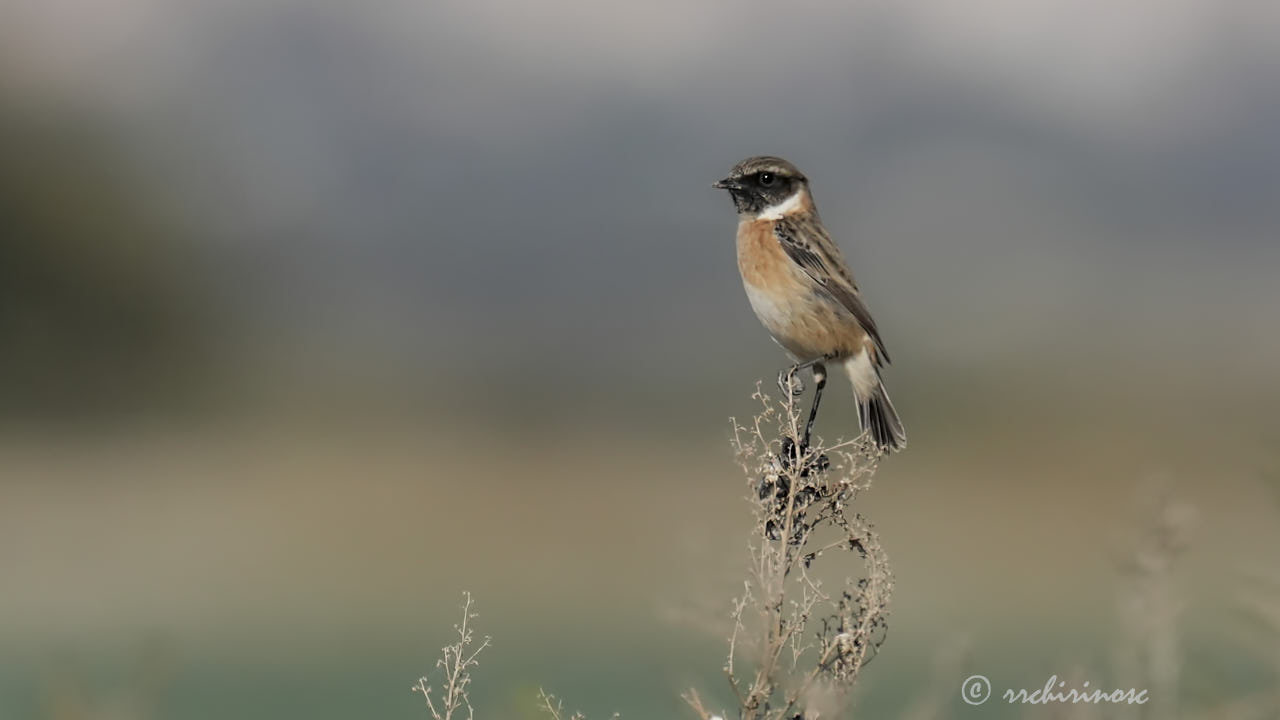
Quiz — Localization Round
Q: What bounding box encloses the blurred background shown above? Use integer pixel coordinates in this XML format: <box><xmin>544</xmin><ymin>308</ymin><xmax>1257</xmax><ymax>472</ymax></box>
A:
<box><xmin>2</xmin><ymin>0</ymin><xmax>1278</xmax><ymax>717</ymax></box>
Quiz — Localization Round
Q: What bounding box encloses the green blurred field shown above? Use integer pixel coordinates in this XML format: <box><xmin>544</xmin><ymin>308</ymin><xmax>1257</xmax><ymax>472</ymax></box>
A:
<box><xmin>4</xmin><ymin>369</ymin><xmax>1278</xmax><ymax>718</ymax></box>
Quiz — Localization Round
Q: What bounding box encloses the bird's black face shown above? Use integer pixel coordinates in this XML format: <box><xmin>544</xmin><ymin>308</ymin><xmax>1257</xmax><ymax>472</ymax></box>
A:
<box><xmin>713</xmin><ymin>156</ymin><xmax>807</xmax><ymax>215</ymax></box>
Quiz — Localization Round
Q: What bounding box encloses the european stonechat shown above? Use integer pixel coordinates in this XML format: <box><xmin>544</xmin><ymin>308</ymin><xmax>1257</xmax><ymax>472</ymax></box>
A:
<box><xmin>714</xmin><ymin>156</ymin><xmax>906</xmax><ymax>453</ymax></box>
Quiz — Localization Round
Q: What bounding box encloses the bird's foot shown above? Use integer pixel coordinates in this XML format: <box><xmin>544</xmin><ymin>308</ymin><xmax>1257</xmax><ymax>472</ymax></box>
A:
<box><xmin>777</xmin><ymin>368</ymin><xmax>805</xmax><ymax>397</ymax></box>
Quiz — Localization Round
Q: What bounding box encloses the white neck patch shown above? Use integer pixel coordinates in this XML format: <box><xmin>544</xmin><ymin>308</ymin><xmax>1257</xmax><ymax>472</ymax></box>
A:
<box><xmin>755</xmin><ymin>191</ymin><xmax>804</xmax><ymax>220</ymax></box>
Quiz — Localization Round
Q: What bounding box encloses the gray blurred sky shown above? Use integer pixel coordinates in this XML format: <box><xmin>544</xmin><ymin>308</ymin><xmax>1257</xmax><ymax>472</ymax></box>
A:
<box><xmin>4</xmin><ymin>0</ymin><xmax>1279</xmax><ymax>389</ymax></box>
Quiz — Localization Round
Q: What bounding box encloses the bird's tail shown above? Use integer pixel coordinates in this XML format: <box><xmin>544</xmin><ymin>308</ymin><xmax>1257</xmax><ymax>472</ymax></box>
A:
<box><xmin>844</xmin><ymin>354</ymin><xmax>907</xmax><ymax>453</ymax></box>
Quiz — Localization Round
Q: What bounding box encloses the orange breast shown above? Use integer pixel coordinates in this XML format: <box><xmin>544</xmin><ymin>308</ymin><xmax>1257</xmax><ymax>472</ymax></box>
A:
<box><xmin>734</xmin><ymin>217</ymin><xmax>872</xmax><ymax>361</ymax></box>
<box><xmin>736</xmin><ymin>219</ymin><xmax>798</xmax><ymax>290</ymax></box>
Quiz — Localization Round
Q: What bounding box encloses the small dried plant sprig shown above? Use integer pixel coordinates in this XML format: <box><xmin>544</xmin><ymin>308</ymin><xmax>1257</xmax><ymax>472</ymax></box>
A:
<box><xmin>538</xmin><ymin>690</ymin><xmax>586</xmax><ymax>720</ymax></box>
<box><xmin>1114</xmin><ymin>482</ymin><xmax>1197</xmax><ymax>720</ymax></box>
<box><xmin>412</xmin><ymin>592</ymin><xmax>493</xmax><ymax>720</ymax></box>
<box><xmin>687</xmin><ymin>383</ymin><xmax>894</xmax><ymax>720</ymax></box>
<box><xmin>538</xmin><ymin>689</ymin><xmax>621</xmax><ymax>720</ymax></box>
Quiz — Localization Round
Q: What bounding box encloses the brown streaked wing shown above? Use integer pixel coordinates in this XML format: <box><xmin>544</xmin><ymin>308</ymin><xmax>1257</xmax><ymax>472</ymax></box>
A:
<box><xmin>773</xmin><ymin>215</ymin><xmax>891</xmax><ymax>364</ymax></box>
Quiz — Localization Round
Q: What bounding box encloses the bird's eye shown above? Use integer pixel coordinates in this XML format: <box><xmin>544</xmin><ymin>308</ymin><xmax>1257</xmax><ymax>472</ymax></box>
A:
<box><xmin>758</xmin><ymin>172</ymin><xmax>776</xmax><ymax>187</ymax></box>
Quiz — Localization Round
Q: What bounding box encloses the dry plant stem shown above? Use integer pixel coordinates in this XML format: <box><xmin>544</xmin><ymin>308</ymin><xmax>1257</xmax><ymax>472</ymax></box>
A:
<box><xmin>539</xmin><ymin>689</ymin><xmax>620</xmax><ymax>720</ymax></box>
<box><xmin>538</xmin><ymin>690</ymin><xmax>583</xmax><ymax>720</ymax></box>
<box><xmin>682</xmin><ymin>687</ymin><xmax>719</xmax><ymax>720</ymax></box>
<box><xmin>412</xmin><ymin>592</ymin><xmax>492</xmax><ymax>720</ymax></box>
<box><xmin>690</xmin><ymin>382</ymin><xmax>893</xmax><ymax>720</ymax></box>
<box><xmin>1115</xmin><ymin>483</ymin><xmax>1196</xmax><ymax>720</ymax></box>
<box><xmin>412</xmin><ymin>595</ymin><xmax>615</xmax><ymax>720</ymax></box>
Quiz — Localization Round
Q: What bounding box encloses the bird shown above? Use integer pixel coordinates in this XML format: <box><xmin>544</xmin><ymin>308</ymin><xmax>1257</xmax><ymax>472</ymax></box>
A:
<box><xmin>713</xmin><ymin>156</ymin><xmax>906</xmax><ymax>453</ymax></box>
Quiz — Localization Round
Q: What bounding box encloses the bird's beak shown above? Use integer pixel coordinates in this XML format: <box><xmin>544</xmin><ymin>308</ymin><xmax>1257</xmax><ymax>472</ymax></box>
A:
<box><xmin>713</xmin><ymin>176</ymin><xmax>742</xmax><ymax>190</ymax></box>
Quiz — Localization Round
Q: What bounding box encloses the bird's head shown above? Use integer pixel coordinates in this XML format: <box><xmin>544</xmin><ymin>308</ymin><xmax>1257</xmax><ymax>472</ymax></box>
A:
<box><xmin>713</xmin><ymin>156</ymin><xmax>809</xmax><ymax>218</ymax></box>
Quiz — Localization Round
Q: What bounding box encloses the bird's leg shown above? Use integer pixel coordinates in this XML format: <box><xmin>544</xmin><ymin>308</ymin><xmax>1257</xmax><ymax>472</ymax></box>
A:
<box><xmin>775</xmin><ymin>357</ymin><xmax>835</xmax><ymax>477</ymax></box>
<box><xmin>802</xmin><ymin>362</ymin><xmax>827</xmax><ymax>449</ymax></box>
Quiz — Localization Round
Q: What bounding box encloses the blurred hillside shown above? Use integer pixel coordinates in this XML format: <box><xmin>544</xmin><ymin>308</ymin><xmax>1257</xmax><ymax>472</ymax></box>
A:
<box><xmin>3</xmin><ymin>0</ymin><xmax>1280</xmax><ymax>420</ymax></box>
<box><xmin>0</xmin><ymin>91</ymin><xmax>221</xmax><ymax>418</ymax></box>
